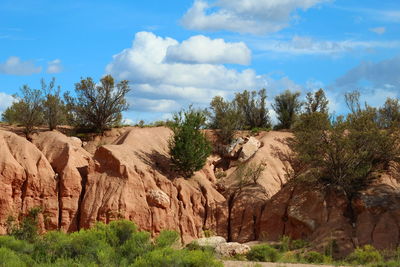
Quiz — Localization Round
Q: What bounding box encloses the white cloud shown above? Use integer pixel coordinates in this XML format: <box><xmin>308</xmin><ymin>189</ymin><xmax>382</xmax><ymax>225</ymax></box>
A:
<box><xmin>129</xmin><ymin>97</ymin><xmax>180</xmax><ymax>113</ymax></box>
<box><xmin>122</xmin><ymin>118</ymin><xmax>135</xmax><ymax>125</ymax></box>
<box><xmin>255</xmin><ymin>35</ymin><xmax>400</xmax><ymax>55</ymax></box>
<box><xmin>165</xmin><ymin>35</ymin><xmax>251</xmax><ymax>65</ymax></box>
<box><xmin>47</xmin><ymin>59</ymin><xmax>62</xmax><ymax>73</ymax></box>
<box><xmin>0</xmin><ymin>92</ymin><xmax>15</xmax><ymax>113</ymax></box>
<box><xmin>0</xmin><ymin>56</ymin><xmax>42</xmax><ymax>75</ymax></box>
<box><xmin>181</xmin><ymin>0</ymin><xmax>330</xmax><ymax>34</ymax></box>
<box><xmin>369</xmin><ymin>27</ymin><xmax>386</xmax><ymax>35</ymax></box>
<box><xmin>106</xmin><ymin>32</ymin><xmax>271</xmax><ymax>110</ymax></box>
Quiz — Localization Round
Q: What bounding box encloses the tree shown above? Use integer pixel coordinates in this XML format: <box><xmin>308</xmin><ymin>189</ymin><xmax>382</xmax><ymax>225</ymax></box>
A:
<box><xmin>169</xmin><ymin>107</ymin><xmax>212</xmax><ymax>178</ymax></box>
<box><xmin>3</xmin><ymin>85</ymin><xmax>44</xmax><ymax>137</ymax></box>
<box><xmin>208</xmin><ymin>96</ymin><xmax>243</xmax><ymax>144</ymax></box>
<box><xmin>378</xmin><ymin>97</ymin><xmax>400</xmax><ymax>129</ymax></box>
<box><xmin>234</xmin><ymin>88</ymin><xmax>271</xmax><ymax>129</ymax></box>
<box><xmin>285</xmin><ymin>104</ymin><xmax>400</xmax><ymax>201</ymax></box>
<box><xmin>41</xmin><ymin>78</ymin><xmax>67</xmax><ymax>130</ymax></box>
<box><xmin>304</xmin><ymin>88</ymin><xmax>329</xmax><ymax>114</ymax></box>
<box><xmin>66</xmin><ymin>75</ymin><xmax>130</xmax><ymax>133</ymax></box>
<box><xmin>272</xmin><ymin>90</ymin><xmax>302</xmax><ymax>129</ymax></box>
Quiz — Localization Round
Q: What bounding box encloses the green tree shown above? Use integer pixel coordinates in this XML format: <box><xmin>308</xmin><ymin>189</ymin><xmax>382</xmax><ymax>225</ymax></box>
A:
<box><xmin>208</xmin><ymin>96</ymin><xmax>243</xmax><ymax>144</ymax></box>
<box><xmin>378</xmin><ymin>97</ymin><xmax>400</xmax><ymax>129</ymax></box>
<box><xmin>169</xmin><ymin>107</ymin><xmax>212</xmax><ymax>178</ymax></box>
<box><xmin>304</xmin><ymin>88</ymin><xmax>329</xmax><ymax>114</ymax></box>
<box><xmin>234</xmin><ymin>88</ymin><xmax>271</xmax><ymax>129</ymax></box>
<box><xmin>41</xmin><ymin>78</ymin><xmax>67</xmax><ymax>130</ymax></box>
<box><xmin>65</xmin><ymin>75</ymin><xmax>130</xmax><ymax>133</ymax></box>
<box><xmin>3</xmin><ymin>85</ymin><xmax>44</xmax><ymax>137</ymax></box>
<box><xmin>272</xmin><ymin>90</ymin><xmax>302</xmax><ymax>129</ymax></box>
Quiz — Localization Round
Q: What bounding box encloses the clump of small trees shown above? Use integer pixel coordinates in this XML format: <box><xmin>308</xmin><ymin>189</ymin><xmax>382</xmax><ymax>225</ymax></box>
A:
<box><xmin>1</xmin><ymin>75</ymin><xmax>130</xmax><ymax>137</ymax></box>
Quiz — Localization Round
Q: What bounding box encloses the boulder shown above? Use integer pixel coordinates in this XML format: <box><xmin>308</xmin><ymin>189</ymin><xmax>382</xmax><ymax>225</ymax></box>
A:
<box><xmin>195</xmin><ymin>236</ymin><xmax>226</xmax><ymax>248</ymax></box>
<box><xmin>215</xmin><ymin>242</ymin><xmax>251</xmax><ymax>257</ymax></box>
<box><xmin>147</xmin><ymin>189</ymin><xmax>170</xmax><ymax>209</ymax></box>
<box><xmin>238</xmin><ymin>137</ymin><xmax>260</xmax><ymax>162</ymax></box>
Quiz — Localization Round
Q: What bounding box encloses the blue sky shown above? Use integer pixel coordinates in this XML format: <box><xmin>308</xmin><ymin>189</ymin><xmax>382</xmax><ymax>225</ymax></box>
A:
<box><xmin>1</xmin><ymin>0</ymin><xmax>399</xmax><ymax>124</ymax></box>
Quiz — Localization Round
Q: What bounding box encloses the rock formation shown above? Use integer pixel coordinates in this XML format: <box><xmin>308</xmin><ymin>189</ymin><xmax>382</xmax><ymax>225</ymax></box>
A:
<box><xmin>0</xmin><ymin>125</ymin><xmax>399</xmax><ymax>257</ymax></box>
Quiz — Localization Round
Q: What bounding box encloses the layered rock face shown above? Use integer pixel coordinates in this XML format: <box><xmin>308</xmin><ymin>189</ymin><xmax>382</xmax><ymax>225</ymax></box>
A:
<box><xmin>1</xmin><ymin>126</ymin><xmax>400</xmax><ymax>257</ymax></box>
<box><xmin>0</xmin><ymin>130</ymin><xmax>58</xmax><ymax>234</ymax></box>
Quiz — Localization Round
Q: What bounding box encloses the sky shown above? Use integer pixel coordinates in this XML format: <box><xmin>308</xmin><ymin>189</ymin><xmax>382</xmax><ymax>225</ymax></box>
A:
<box><xmin>1</xmin><ymin>0</ymin><xmax>400</xmax><ymax>124</ymax></box>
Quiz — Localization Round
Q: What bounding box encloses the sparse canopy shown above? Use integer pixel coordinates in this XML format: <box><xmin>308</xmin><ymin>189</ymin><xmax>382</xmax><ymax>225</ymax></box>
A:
<box><xmin>41</xmin><ymin>78</ymin><xmax>67</xmax><ymax>131</ymax></box>
<box><xmin>66</xmin><ymin>75</ymin><xmax>130</xmax><ymax>133</ymax></box>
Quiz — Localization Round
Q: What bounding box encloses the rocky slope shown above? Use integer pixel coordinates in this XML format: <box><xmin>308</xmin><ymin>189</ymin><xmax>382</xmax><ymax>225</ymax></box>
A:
<box><xmin>0</xmin><ymin>126</ymin><xmax>400</xmax><ymax>256</ymax></box>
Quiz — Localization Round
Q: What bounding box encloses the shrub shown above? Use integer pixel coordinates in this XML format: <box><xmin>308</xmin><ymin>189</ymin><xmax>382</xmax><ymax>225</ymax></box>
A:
<box><xmin>132</xmin><ymin>247</ymin><xmax>223</xmax><ymax>267</ymax></box>
<box><xmin>0</xmin><ymin>247</ymin><xmax>28</xmax><ymax>267</ymax></box>
<box><xmin>303</xmin><ymin>251</ymin><xmax>329</xmax><ymax>264</ymax></box>
<box><xmin>347</xmin><ymin>245</ymin><xmax>383</xmax><ymax>265</ymax></box>
<box><xmin>7</xmin><ymin>207</ymin><xmax>42</xmax><ymax>242</ymax></box>
<box><xmin>119</xmin><ymin>231</ymin><xmax>152</xmax><ymax>263</ymax></box>
<box><xmin>0</xmin><ymin>236</ymin><xmax>33</xmax><ymax>254</ymax></box>
<box><xmin>169</xmin><ymin>107</ymin><xmax>212</xmax><ymax>178</ymax></box>
<box><xmin>65</xmin><ymin>75</ymin><xmax>130</xmax><ymax>133</ymax></box>
<box><xmin>155</xmin><ymin>230</ymin><xmax>179</xmax><ymax>248</ymax></box>
<box><xmin>246</xmin><ymin>244</ymin><xmax>279</xmax><ymax>262</ymax></box>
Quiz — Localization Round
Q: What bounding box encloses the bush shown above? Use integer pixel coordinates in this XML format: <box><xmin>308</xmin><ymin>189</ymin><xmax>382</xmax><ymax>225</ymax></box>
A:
<box><xmin>7</xmin><ymin>207</ymin><xmax>42</xmax><ymax>243</ymax></box>
<box><xmin>246</xmin><ymin>244</ymin><xmax>279</xmax><ymax>262</ymax></box>
<box><xmin>169</xmin><ymin>107</ymin><xmax>212</xmax><ymax>178</ymax></box>
<box><xmin>303</xmin><ymin>251</ymin><xmax>329</xmax><ymax>264</ymax></box>
<box><xmin>119</xmin><ymin>231</ymin><xmax>152</xmax><ymax>263</ymax></box>
<box><xmin>0</xmin><ymin>247</ymin><xmax>28</xmax><ymax>267</ymax></box>
<box><xmin>132</xmin><ymin>247</ymin><xmax>223</xmax><ymax>267</ymax></box>
<box><xmin>347</xmin><ymin>245</ymin><xmax>383</xmax><ymax>265</ymax></box>
<box><xmin>155</xmin><ymin>230</ymin><xmax>179</xmax><ymax>249</ymax></box>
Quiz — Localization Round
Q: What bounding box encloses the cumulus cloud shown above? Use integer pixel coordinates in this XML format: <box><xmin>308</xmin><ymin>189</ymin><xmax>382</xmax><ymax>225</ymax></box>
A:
<box><xmin>106</xmin><ymin>32</ymin><xmax>274</xmax><ymax>113</ymax></box>
<box><xmin>181</xmin><ymin>0</ymin><xmax>329</xmax><ymax>34</ymax></box>
<box><xmin>129</xmin><ymin>97</ymin><xmax>180</xmax><ymax>113</ymax></box>
<box><xmin>369</xmin><ymin>27</ymin><xmax>386</xmax><ymax>35</ymax></box>
<box><xmin>165</xmin><ymin>35</ymin><xmax>251</xmax><ymax>65</ymax></box>
<box><xmin>255</xmin><ymin>35</ymin><xmax>400</xmax><ymax>55</ymax></box>
<box><xmin>0</xmin><ymin>56</ymin><xmax>42</xmax><ymax>75</ymax></box>
<box><xmin>47</xmin><ymin>59</ymin><xmax>62</xmax><ymax>73</ymax></box>
<box><xmin>0</xmin><ymin>92</ymin><xmax>15</xmax><ymax>113</ymax></box>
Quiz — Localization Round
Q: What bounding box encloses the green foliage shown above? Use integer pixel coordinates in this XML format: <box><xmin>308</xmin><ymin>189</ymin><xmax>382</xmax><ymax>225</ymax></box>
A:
<box><xmin>234</xmin><ymin>88</ymin><xmax>271</xmax><ymax>130</ymax></box>
<box><xmin>7</xmin><ymin>207</ymin><xmax>42</xmax><ymax>243</ymax></box>
<box><xmin>3</xmin><ymin>85</ymin><xmax>44</xmax><ymax>137</ymax></box>
<box><xmin>41</xmin><ymin>78</ymin><xmax>67</xmax><ymax>130</ymax></box>
<box><xmin>304</xmin><ymin>88</ymin><xmax>329</xmax><ymax>114</ymax></box>
<box><xmin>273</xmin><ymin>90</ymin><xmax>302</xmax><ymax>130</ymax></box>
<box><xmin>155</xmin><ymin>230</ymin><xmax>179</xmax><ymax>248</ymax></box>
<box><xmin>169</xmin><ymin>107</ymin><xmax>212</xmax><ymax>178</ymax></box>
<box><xmin>378</xmin><ymin>97</ymin><xmax>400</xmax><ymax>129</ymax></box>
<box><xmin>0</xmin><ymin>247</ymin><xmax>28</xmax><ymax>267</ymax></box>
<box><xmin>132</xmin><ymin>247</ymin><xmax>222</xmax><ymax>267</ymax></box>
<box><xmin>119</xmin><ymin>231</ymin><xmax>152</xmax><ymax>263</ymax></box>
<box><xmin>347</xmin><ymin>245</ymin><xmax>383</xmax><ymax>265</ymax></box>
<box><xmin>303</xmin><ymin>251</ymin><xmax>329</xmax><ymax>264</ymax></box>
<box><xmin>208</xmin><ymin>95</ymin><xmax>243</xmax><ymax>144</ymax></box>
<box><xmin>65</xmin><ymin>75</ymin><xmax>130</xmax><ymax>133</ymax></box>
<box><xmin>286</xmin><ymin>104</ymin><xmax>400</xmax><ymax>197</ymax></box>
<box><xmin>246</xmin><ymin>244</ymin><xmax>279</xmax><ymax>262</ymax></box>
